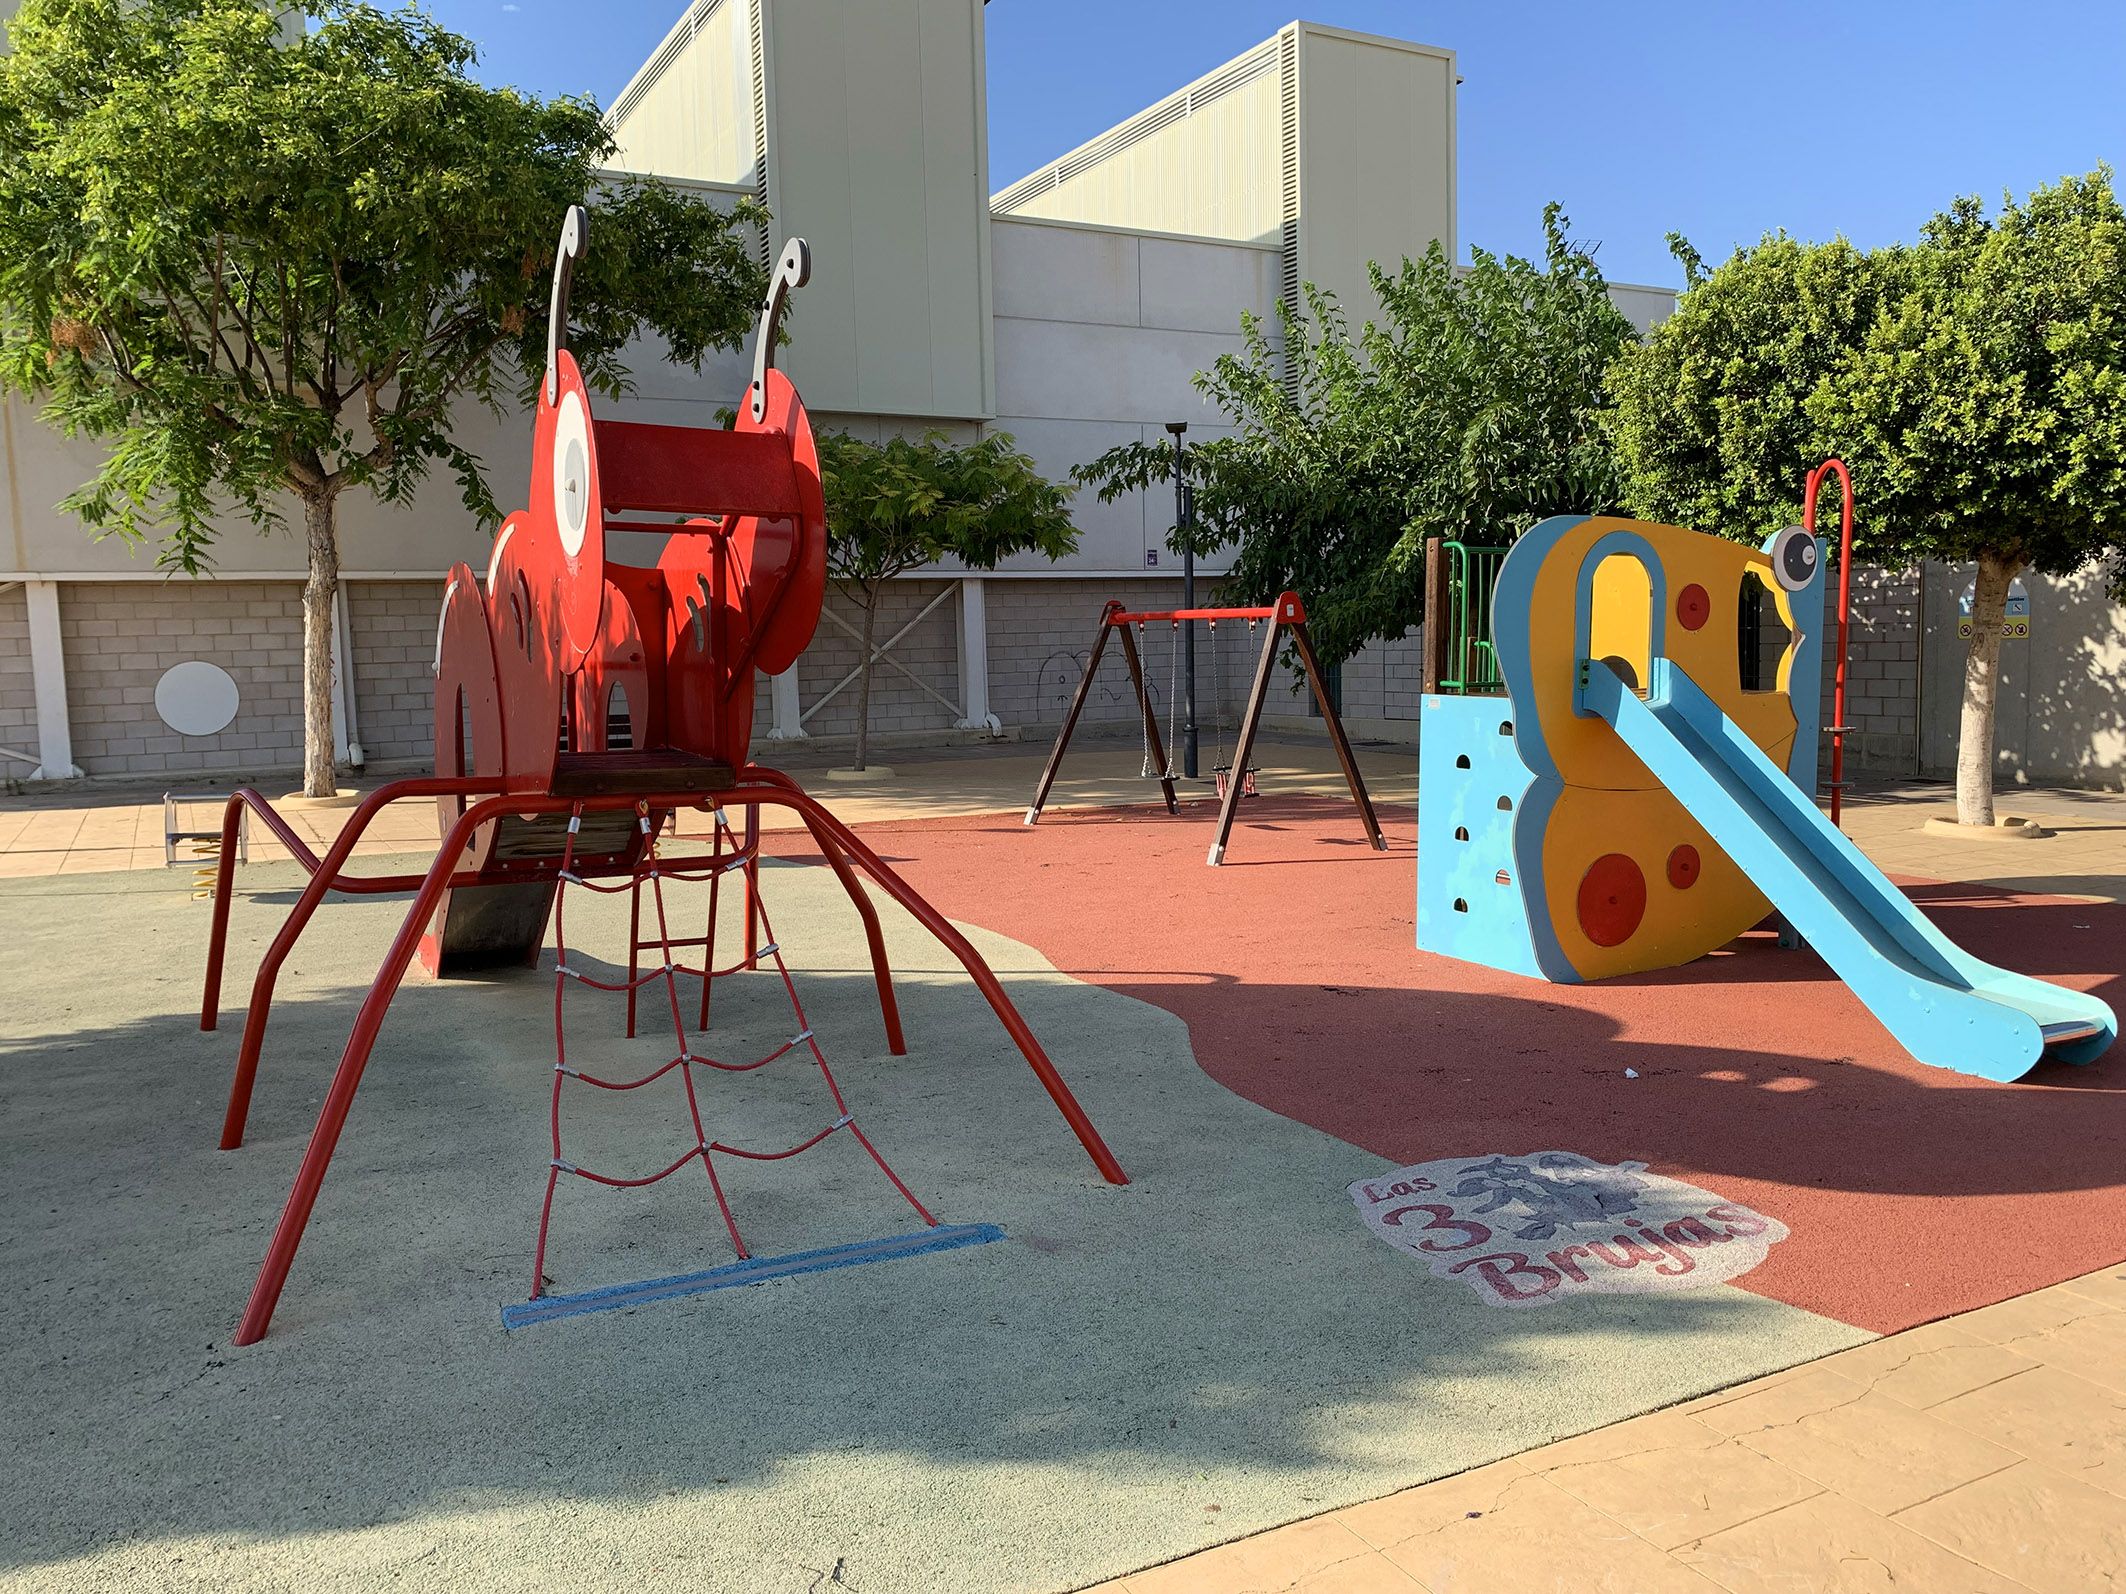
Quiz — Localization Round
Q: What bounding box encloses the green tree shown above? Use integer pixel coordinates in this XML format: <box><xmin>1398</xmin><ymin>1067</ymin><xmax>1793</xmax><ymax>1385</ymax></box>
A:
<box><xmin>816</xmin><ymin>429</ymin><xmax>1076</xmax><ymax>772</ymax></box>
<box><xmin>0</xmin><ymin>0</ymin><xmax>767</xmax><ymax>794</ymax></box>
<box><xmin>1609</xmin><ymin>172</ymin><xmax>2126</xmax><ymax>826</ymax></box>
<box><xmin>1074</xmin><ymin>204</ymin><xmax>1637</xmax><ymax>667</ymax></box>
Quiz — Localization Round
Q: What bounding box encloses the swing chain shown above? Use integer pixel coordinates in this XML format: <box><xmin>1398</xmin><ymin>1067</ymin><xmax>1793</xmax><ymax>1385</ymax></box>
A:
<box><xmin>1212</xmin><ymin>617</ymin><xmax>1263</xmax><ymax>801</ymax></box>
<box><xmin>1137</xmin><ymin>620</ymin><xmax>1178</xmax><ymax>781</ymax></box>
<box><xmin>1165</xmin><ymin>621</ymin><xmax>1181</xmax><ymax>777</ymax></box>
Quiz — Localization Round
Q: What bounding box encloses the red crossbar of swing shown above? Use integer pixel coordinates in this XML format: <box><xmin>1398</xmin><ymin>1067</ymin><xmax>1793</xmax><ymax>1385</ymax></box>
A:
<box><xmin>531</xmin><ymin>802</ymin><xmax>934</xmax><ymax>1298</ymax></box>
<box><xmin>1104</xmin><ymin>604</ymin><xmax>1281</xmax><ymax>626</ymax></box>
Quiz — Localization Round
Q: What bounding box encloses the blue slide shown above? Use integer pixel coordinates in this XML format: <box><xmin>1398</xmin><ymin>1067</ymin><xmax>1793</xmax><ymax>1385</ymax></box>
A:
<box><xmin>1582</xmin><ymin>657</ymin><xmax>2116</xmax><ymax>1082</ymax></box>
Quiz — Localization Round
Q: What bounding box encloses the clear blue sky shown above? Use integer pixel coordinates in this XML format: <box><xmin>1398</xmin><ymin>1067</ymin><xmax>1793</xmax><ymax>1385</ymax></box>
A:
<box><xmin>427</xmin><ymin>0</ymin><xmax>2126</xmax><ymax>289</ymax></box>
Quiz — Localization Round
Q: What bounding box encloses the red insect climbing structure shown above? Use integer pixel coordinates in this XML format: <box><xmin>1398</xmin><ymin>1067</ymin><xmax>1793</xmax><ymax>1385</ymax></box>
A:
<box><xmin>197</xmin><ymin>208</ymin><xmax>1125</xmax><ymax>1345</ymax></box>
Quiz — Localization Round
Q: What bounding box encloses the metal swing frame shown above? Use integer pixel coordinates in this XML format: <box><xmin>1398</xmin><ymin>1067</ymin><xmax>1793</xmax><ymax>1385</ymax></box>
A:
<box><xmin>1024</xmin><ymin>591</ymin><xmax>1388</xmax><ymax>865</ymax></box>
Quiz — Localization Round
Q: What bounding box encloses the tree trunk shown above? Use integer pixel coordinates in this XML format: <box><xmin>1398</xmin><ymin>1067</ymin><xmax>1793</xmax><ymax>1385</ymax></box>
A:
<box><xmin>300</xmin><ymin>491</ymin><xmax>341</xmax><ymax>799</ymax></box>
<box><xmin>851</xmin><ymin>584</ymin><xmax>879</xmax><ymax>773</ymax></box>
<box><xmin>1955</xmin><ymin>549</ymin><xmax>2019</xmax><ymax>827</ymax></box>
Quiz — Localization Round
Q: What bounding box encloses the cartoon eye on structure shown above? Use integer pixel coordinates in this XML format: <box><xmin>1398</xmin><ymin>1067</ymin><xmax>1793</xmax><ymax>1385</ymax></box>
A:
<box><xmin>1769</xmin><ymin>525</ymin><xmax>1818</xmax><ymax>593</ymax></box>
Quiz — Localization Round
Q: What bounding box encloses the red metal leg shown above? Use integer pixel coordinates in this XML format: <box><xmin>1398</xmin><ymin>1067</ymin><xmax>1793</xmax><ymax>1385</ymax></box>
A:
<box><xmin>217</xmin><ymin>779</ymin><xmax>492</xmax><ymax>1150</ymax></box>
<box><xmin>199</xmin><ymin>795</ymin><xmax>247</xmax><ymax>1031</ymax></box>
<box><xmin>744</xmin><ymin>772</ymin><xmax>906</xmax><ymax>1056</ymax></box>
<box><xmin>625</xmin><ymin>876</ymin><xmax>643</xmax><ymax>1039</ymax></box>
<box><xmin>742</xmin><ymin>804</ymin><xmax>762</xmax><ymax>965</ymax></box>
<box><xmin>232</xmin><ymin>797</ymin><xmax>511</xmax><ymax>1345</ymax></box>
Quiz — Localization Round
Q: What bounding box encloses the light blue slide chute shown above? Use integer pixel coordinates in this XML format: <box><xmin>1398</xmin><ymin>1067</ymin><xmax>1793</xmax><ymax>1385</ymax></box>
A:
<box><xmin>1581</xmin><ymin>656</ymin><xmax>2116</xmax><ymax>1082</ymax></box>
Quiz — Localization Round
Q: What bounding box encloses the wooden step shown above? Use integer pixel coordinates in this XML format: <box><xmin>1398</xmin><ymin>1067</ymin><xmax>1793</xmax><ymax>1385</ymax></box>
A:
<box><xmin>550</xmin><ymin>749</ymin><xmax>736</xmax><ymax>797</ymax></box>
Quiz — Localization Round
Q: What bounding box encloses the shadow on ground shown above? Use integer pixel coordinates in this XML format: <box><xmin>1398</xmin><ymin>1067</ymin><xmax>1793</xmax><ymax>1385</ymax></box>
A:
<box><xmin>2</xmin><ymin>856</ymin><xmax>1859</xmax><ymax>1593</ymax></box>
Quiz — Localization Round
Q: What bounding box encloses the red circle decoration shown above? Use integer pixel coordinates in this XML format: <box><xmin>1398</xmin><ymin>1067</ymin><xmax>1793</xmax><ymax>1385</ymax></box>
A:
<box><xmin>1676</xmin><ymin>583</ymin><xmax>1712</xmax><ymax>631</ymax></box>
<box><xmin>1667</xmin><ymin>844</ymin><xmax>1701</xmax><ymax>890</ymax></box>
<box><xmin>1577</xmin><ymin>854</ymin><xmax>1647</xmax><ymax>947</ymax></box>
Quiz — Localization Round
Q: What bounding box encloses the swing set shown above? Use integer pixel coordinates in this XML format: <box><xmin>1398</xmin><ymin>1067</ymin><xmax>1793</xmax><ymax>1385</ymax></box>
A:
<box><xmin>1025</xmin><ymin>591</ymin><xmax>1387</xmax><ymax>865</ymax></box>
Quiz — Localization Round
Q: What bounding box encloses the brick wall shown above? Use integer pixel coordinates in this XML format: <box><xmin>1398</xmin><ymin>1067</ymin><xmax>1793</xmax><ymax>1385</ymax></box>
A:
<box><xmin>1</xmin><ymin>585</ymin><xmax>35</xmax><ymax>773</ymax></box>
<box><xmin>1818</xmin><ymin>562</ymin><xmax>1922</xmax><ymax>777</ymax></box>
<box><xmin>348</xmin><ymin>580</ymin><xmax>440</xmax><ymax>765</ymax></box>
<box><xmin>60</xmin><ymin>580</ymin><xmax>305</xmax><ymax>776</ymax></box>
<box><xmin>1331</xmin><ymin>628</ymin><xmax>1424</xmax><ymax>726</ymax></box>
<box><xmin>986</xmin><ymin>582</ymin><xmax>1207</xmax><ymax>743</ymax></box>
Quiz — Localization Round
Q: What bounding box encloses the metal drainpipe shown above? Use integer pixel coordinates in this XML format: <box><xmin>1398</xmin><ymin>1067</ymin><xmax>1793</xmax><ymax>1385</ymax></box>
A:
<box><xmin>1167</xmin><ymin>421</ymin><xmax>1197</xmax><ymax>779</ymax></box>
<box><xmin>333</xmin><ymin>581</ymin><xmax>364</xmax><ymax>768</ymax></box>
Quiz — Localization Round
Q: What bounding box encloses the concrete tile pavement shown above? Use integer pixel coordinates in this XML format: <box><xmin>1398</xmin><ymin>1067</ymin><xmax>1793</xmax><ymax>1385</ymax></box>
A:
<box><xmin>1085</xmin><ymin>1264</ymin><xmax>2126</xmax><ymax>1594</ymax></box>
<box><xmin>3</xmin><ymin>745</ymin><xmax>2119</xmax><ymax>901</ymax></box>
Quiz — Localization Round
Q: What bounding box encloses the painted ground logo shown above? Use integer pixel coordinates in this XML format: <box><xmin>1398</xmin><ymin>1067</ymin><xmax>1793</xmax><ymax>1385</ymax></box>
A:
<box><xmin>1349</xmin><ymin>1151</ymin><xmax>1789</xmax><ymax>1308</ymax></box>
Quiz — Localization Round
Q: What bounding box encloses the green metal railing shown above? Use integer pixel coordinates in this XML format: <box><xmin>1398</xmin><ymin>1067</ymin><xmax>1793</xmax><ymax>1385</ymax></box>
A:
<box><xmin>1439</xmin><ymin>541</ymin><xmax>1509</xmax><ymax>694</ymax></box>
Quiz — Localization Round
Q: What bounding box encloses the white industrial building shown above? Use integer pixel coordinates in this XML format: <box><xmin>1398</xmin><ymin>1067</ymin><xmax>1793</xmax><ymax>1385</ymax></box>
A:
<box><xmin>3</xmin><ymin>1</ymin><xmax>2114</xmax><ymax>789</ymax></box>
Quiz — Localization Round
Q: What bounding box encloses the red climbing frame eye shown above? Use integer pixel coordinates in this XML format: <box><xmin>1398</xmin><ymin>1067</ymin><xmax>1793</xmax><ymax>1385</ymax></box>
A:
<box><xmin>1577</xmin><ymin>853</ymin><xmax>1647</xmax><ymax>947</ymax></box>
<box><xmin>1676</xmin><ymin>583</ymin><xmax>1711</xmax><ymax>631</ymax></box>
<box><xmin>1667</xmin><ymin>844</ymin><xmax>1701</xmax><ymax>889</ymax></box>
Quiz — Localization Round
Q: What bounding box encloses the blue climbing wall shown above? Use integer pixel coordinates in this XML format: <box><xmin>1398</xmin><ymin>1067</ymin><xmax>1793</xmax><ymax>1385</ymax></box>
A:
<box><xmin>1416</xmin><ymin>694</ymin><xmax>1541</xmax><ymax>976</ymax></box>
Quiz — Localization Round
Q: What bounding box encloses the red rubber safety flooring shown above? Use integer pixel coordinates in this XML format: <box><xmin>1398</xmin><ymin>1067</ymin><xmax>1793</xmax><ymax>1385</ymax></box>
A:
<box><xmin>768</xmin><ymin>795</ymin><xmax>2126</xmax><ymax>1336</ymax></box>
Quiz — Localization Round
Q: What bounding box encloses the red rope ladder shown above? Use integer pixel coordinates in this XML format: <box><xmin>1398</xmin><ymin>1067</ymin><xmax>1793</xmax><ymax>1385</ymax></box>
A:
<box><xmin>531</xmin><ymin>802</ymin><xmax>934</xmax><ymax>1299</ymax></box>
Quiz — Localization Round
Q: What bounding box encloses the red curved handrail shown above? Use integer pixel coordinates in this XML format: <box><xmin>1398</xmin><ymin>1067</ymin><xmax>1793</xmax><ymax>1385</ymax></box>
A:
<box><xmin>1804</xmin><ymin>459</ymin><xmax>1855</xmax><ymax>827</ymax></box>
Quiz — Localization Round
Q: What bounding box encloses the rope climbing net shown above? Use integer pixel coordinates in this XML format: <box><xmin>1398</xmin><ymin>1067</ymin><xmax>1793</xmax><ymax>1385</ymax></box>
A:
<box><xmin>532</xmin><ymin>802</ymin><xmax>934</xmax><ymax>1299</ymax></box>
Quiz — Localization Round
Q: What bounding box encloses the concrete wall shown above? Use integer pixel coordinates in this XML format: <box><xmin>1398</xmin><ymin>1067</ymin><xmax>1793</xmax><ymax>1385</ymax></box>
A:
<box><xmin>1920</xmin><ymin>559</ymin><xmax>2126</xmax><ymax>790</ymax></box>
<box><xmin>1782</xmin><ymin>554</ymin><xmax>2126</xmax><ymax>793</ymax></box>
<box><xmin>992</xmin><ymin>36</ymin><xmax>1284</xmax><ymax>246</ymax></box>
<box><xmin>58</xmin><ymin>581</ymin><xmax>305</xmax><ymax>777</ymax></box>
<box><xmin>0</xmin><ymin>394</ymin><xmax>529</xmax><ymax>582</ymax></box>
<box><xmin>784</xmin><ymin>578</ymin><xmax>961</xmax><ymax>740</ymax></box>
<box><xmin>993</xmin><ymin>22</ymin><xmax>1458</xmax><ymax>333</ymax></box>
<box><xmin>0</xmin><ymin>584</ymin><xmax>34</xmax><ymax>773</ymax></box>
<box><xmin>987</xmin><ymin>576</ymin><xmax>1262</xmax><ymax>737</ymax></box>
<box><xmin>1292</xmin><ymin>25</ymin><xmax>1457</xmax><ymax>324</ymax></box>
<box><xmin>347</xmin><ymin>580</ymin><xmax>443</xmax><ymax>766</ymax></box>
<box><xmin>986</xmin><ymin>215</ymin><xmax>1277</xmax><ymax>575</ymax></box>
<box><xmin>610</xmin><ymin>0</ymin><xmax>998</xmax><ymax>422</ymax></box>
<box><xmin>605</xmin><ymin>0</ymin><xmax>757</xmax><ymax>187</ymax></box>
<box><xmin>1333</xmin><ymin>628</ymin><xmax>1426</xmax><ymax>729</ymax></box>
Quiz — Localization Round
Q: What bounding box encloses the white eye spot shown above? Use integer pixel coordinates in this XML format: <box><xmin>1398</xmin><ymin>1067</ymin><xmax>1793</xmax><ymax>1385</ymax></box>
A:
<box><xmin>553</xmin><ymin>389</ymin><xmax>591</xmax><ymax>557</ymax></box>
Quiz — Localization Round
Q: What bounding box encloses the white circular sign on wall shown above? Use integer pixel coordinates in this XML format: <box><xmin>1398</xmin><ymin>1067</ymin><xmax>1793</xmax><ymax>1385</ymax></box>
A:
<box><xmin>154</xmin><ymin>660</ymin><xmax>240</xmax><ymax>737</ymax></box>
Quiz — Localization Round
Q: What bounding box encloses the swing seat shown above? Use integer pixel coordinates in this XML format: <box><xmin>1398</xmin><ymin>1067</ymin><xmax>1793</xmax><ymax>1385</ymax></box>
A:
<box><xmin>1214</xmin><ymin>764</ymin><xmax>1261</xmax><ymax>801</ymax></box>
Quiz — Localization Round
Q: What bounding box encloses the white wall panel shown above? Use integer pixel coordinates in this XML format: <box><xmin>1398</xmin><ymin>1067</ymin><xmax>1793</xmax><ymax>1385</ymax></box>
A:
<box><xmin>991</xmin><ymin>220</ymin><xmax>1140</xmax><ymax>325</ymax></box>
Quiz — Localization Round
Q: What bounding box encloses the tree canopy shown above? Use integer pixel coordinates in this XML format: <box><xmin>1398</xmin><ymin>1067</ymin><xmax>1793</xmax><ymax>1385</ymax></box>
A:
<box><xmin>1074</xmin><ymin>204</ymin><xmax>1638</xmax><ymax>665</ymax></box>
<box><xmin>1607</xmin><ymin>168</ymin><xmax>2126</xmax><ymax>822</ymax></box>
<box><xmin>816</xmin><ymin>428</ymin><xmax>1076</xmax><ymax>770</ymax></box>
<box><xmin>0</xmin><ymin>0</ymin><xmax>769</xmax><ymax>791</ymax></box>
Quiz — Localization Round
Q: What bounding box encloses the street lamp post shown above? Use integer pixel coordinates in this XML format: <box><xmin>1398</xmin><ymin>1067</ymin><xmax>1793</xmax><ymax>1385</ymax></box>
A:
<box><xmin>1166</xmin><ymin>421</ymin><xmax>1197</xmax><ymax>779</ymax></box>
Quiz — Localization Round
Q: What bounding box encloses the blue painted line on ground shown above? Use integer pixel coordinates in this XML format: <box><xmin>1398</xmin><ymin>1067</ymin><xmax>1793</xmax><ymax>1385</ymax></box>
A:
<box><xmin>500</xmin><ymin>1222</ymin><xmax>1005</xmax><ymax>1329</ymax></box>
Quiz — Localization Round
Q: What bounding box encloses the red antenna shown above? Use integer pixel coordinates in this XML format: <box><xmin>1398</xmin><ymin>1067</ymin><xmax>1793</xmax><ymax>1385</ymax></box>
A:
<box><xmin>1805</xmin><ymin>458</ymin><xmax>1855</xmax><ymax>826</ymax></box>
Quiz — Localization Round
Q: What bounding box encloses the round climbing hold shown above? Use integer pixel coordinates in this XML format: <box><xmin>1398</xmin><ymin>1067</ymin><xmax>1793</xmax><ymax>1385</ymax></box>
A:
<box><xmin>1577</xmin><ymin>853</ymin><xmax>1646</xmax><ymax>947</ymax></box>
<box><xmin>1676</xmin><ymin>583</ymin><xmax>1711</xmax><ymax>631</ymax></box>
<box><xmin>1667</xmin><ymin>844</ymin><xmax>1701</xmax><ymax>889</ymax></box>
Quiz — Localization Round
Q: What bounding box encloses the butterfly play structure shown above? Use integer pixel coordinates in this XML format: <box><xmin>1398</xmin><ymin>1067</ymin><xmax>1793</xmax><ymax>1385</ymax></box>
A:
<box><xmin>1417</xmin><ymin>514</ymin><xmax>2115</xmax><ymax>1081</ymax></box>
<box><xmin>197</xmin><ymin>208</ymin><xmax>1126</xmax><ymax>1344</ymax></box>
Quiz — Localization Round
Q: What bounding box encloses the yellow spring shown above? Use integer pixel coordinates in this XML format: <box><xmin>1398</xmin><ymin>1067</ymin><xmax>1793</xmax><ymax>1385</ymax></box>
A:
<box><xmin>190</xmin><ymin>837</ymin><xmax>222</xmax><ymax>901</ymax></box>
